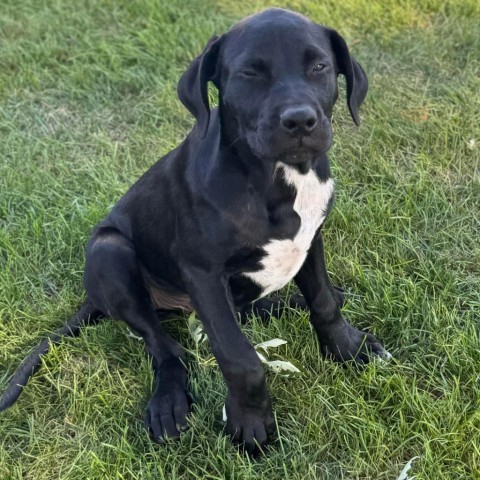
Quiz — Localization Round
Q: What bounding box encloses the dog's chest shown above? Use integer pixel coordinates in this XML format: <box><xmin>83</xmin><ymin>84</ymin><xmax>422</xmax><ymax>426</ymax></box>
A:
<box><xmin>244</xmin><ymin>164</ymin><xmax>334</xmax><ymax>296</ymax></box>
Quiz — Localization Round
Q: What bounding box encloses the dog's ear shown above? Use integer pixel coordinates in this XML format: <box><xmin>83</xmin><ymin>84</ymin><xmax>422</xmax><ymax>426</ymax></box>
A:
<box><xmin>328</xmin><ymin>29</ymin><xmax>368</xmax><ymax>126</ymax></box>
<box><xmin>177</xmin><ymin>35</ymin><xmax>223</xmax><ymax>137</ymax></box>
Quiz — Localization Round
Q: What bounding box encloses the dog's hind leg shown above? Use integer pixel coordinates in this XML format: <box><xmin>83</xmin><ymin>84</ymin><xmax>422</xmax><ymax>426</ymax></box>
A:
<box><xmin>237</xmin><ymin>294</ymin><xmax>308</xmax><ymax>323</ymax></box>
<box><xmin>85</xmin><ymin>227</ymin><xmax>190</xmax><ymax>442</ymax></box>
<box><xmin>238</xmin><ymin>289</ymin><xmax>345</xmax><ymax>324</ymax></box>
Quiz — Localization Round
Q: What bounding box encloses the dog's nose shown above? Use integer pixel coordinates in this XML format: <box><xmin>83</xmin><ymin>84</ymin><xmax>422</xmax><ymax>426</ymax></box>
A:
<box><xmin>280</xmin><ymin>106</ymin><xmax>318</xmax><ymax>135</ymax></box>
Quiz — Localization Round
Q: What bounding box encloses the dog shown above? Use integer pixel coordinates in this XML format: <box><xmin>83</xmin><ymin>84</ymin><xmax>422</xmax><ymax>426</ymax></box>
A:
<box><xmin>0</xmin><ymin>8</ymin><xmax>390</xmax><ymax>454</ymax></box>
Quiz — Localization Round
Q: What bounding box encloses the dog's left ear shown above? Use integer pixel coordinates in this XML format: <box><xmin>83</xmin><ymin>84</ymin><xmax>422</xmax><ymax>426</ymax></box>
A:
<box><xmin>328</xmin><ymin>29</ymin><xmax>368</xmax><ymax>126</ymax></box>
<box><xmin>177</xmin><ymin>35</ymin><xmax>223</xmax><ymax>137</ymax></box>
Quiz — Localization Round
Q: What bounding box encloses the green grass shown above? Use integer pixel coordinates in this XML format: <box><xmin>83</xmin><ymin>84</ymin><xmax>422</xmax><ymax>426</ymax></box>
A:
<box><xmin>1</xmin><ymin>0</ymin><xmax>479</xmax><ymax>478</ymax></box>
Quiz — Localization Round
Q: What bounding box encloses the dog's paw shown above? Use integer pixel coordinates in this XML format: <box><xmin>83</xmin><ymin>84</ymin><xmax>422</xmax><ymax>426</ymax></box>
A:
<box><xmin>318</xmin><ymin>319</ymin><xmax>390</xmax><ymax>364</ymax></box>
<box><xmin>224</xmin><ymin>394</ymin><xmax>276</xmax><ymax>455</ymax></box>
<box><xmin>144</xmin><ymin>387</ymin><xmax>191</xmax><ymax>443</ymax></box>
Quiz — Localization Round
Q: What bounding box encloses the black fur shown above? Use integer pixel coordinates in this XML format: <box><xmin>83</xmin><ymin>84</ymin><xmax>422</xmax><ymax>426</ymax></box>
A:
<box><xmin>0</xmin><ymin>8</ymin><xmax>388</xmax><ymax>455</ymax></box>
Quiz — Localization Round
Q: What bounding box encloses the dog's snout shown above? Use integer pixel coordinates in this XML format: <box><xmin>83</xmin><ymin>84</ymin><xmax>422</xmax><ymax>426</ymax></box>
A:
<box><xmin>280</xmin><ymin>106</ymin><xmax>318</xmax><ymax>136</ymax></box>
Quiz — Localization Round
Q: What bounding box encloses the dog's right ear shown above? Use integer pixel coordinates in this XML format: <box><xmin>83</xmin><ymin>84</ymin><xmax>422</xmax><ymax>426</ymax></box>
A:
<box><xmin>177</xmin><ymin>35</ymin><xmax>223</xmax><ymax>137</ymax></box>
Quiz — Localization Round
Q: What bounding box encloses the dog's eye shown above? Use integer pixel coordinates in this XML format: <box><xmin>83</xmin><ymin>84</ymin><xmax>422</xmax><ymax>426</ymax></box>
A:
<box><xmin>239</xmin><ymin>60</ymin><xmax>269</xmax><ymax>79</ymax></box>
<box><xmin>313</xmin><ymin>63</ymin><xmax>326</xmax><ymax>72</ymax></box>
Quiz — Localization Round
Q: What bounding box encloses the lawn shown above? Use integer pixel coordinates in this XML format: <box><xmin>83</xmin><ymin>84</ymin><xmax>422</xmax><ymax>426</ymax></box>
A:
<box><xmin>0</xmin><ymin>0</ymin><xmax>479</xmax><ymax>478</ymax></box>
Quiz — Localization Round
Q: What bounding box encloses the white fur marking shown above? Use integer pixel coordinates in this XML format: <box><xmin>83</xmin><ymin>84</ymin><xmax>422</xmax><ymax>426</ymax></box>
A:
<box><xmin>245</xmin><ymin>164</ymin><xmax>334</xmax><ymax>296</ymax></box>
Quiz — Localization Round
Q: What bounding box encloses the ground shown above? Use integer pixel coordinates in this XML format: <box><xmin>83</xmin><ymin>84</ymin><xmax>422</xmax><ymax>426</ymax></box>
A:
<box><xmin>0</xmin><ymin>0</ymin><xmax>479</xmax><ymax>478</ymax></box>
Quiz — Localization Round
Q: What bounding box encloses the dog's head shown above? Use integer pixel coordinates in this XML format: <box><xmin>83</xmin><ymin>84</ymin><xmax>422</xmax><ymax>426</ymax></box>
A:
<box><xmin>177</xmin><ymin>8</ymin><xmax>368</xmax><ymax>166</ymax></box>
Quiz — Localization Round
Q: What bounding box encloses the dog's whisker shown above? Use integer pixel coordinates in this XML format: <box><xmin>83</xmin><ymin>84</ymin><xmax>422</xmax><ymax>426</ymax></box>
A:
<box><xmin>227</xmin><ymin>135</ymin><xmax>242</xmax><ymax>148</ymax></box>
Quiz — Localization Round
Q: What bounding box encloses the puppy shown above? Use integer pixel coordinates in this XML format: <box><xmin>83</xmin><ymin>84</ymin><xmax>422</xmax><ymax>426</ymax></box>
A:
<box><xmin>0</xmin><ymin>8</ymin><xmax>389</xmax><ymax>454</ymax></box>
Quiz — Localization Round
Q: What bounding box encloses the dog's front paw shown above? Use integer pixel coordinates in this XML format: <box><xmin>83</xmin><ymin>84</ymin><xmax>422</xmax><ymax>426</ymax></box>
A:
<box><xmin>317</xmin><ymin>318</ymin><xmax>390</xmax><ymax>364</ymax></box>
<box><xmin>145</xmin><ymin>386</ymin><xmax>191</xmax><ymax>443</ymax></box>
<box><xmin>224</xmin><ymin>393</ymin><xmax>276</xmax><ymax>455</ymax></box>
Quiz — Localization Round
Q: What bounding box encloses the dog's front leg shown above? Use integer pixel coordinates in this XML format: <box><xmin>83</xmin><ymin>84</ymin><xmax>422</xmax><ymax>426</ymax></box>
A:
<box><xmin>180</xmin><ymin>264</ymin><xmax>275</xmax><ymax>453</ymax></box>
<box><xmin>294</xmin><ymin>232</ymin><xmax>390</xmax><ymax>363</ymax></box>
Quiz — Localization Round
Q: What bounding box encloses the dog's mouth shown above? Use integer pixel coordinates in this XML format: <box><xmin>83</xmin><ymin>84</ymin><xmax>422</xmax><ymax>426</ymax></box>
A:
<box><xmin>279</xmin><ymin>148</ymin><xmax>316</xmax><ymax>164</ymax></box>
<box><xmin>276</xmin><ymin>149</ymin><xmax>318</xmax><ymax>173</ymax></box>
<box><xmin>243</xmin><ymin>122</ymin><xmax>332</xmax><ymax>167</ymax></box>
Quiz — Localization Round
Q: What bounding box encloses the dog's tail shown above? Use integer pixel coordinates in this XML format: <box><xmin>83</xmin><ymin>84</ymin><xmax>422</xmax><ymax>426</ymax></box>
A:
<box><xmin>0</xmin><ymin>299</ymin><xmax>103</xmax><ymax>412</ymax></box>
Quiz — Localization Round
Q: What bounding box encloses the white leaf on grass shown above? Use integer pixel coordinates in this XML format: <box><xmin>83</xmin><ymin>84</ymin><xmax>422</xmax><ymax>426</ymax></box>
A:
<box><xmin>255</xmin><ymin>338</ymin><xmax>288</xmax><ymax>351</ymax></box>
<box><xmin>254</xmin><ymin>338</ymin><xmax>304</xmax><ymax>375</ymax></box>
<box><xmin>126</xmin><ymin>328</ymin><xmax>143</xmax><ymax>341</ymax></box>
<box><xmin>256</xmin><ymin>351</ymin><xmax>269</xmax><ymax>364</ymax></box>
<box><xmin>396</xmin><ymin>456</ymin><xmax>420</xmax><ymax>480</ymax></box>
<box><xmin>265</xmin><ymin>360</ymin><xmax>301</xmax><ymax>374</ymax></box>
<box><xmin>194</xmin><ymin>327</ymin><xmax>206</xmax><ymax>343</ymax></box>
<box><xmin>222</xmin><ymin>404</ymin><xmax>227</xmax><ymax>422</ymax></box>
<box><xmin>187</xmin><ymin>311</ymin><xmax>206</xmax><ymax>344</ymax></box>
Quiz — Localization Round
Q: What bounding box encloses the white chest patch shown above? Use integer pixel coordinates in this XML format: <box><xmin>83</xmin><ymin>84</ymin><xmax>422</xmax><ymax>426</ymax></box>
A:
<box><xmin>244</xmin><ymin>164</ymin><xmax>334</xmax><ymax>297</ymax></box>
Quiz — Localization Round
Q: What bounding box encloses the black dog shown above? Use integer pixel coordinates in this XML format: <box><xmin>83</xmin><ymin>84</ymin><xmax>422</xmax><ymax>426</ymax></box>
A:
<box><xmin>0</xmin><ymin>8</ymin><xmax>390</xmax><ymax>453</ymax></box>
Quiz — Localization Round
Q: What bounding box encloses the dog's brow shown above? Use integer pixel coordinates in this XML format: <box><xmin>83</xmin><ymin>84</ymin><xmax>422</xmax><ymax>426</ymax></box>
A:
<box><xmin>304</xmin><ymin>46</ymin><xmax>328</xmax><ymax>61</ymax></box>
<box><xmin>241</xmin><ymin>57</ymin><xmax>269</xmax><ymax>69</ymax></box>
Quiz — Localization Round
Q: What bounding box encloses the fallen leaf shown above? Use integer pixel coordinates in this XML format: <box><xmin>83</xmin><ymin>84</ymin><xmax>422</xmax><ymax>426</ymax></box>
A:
<box><xmin>396</xmin><ymin>456</ymin><xmax>420</xmax><ymax>480</ymax></box>
<box><xmin>255</xmin><ymin>338</ymin><xmax>288</xmax><ymax>351</ymax></box>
